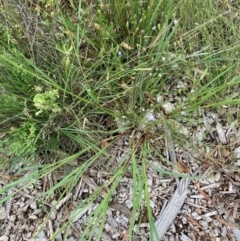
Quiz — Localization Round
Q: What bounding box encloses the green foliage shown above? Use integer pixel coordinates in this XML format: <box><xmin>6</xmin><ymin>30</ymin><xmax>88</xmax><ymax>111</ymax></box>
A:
<box><xmin>33</xmin><ymin>89</ymin><xmax>61</xmax><ymax>116</ymax></box>
<box><xmin>2</xmin><ymin>122</ymin><xmax>37</xmax><ymax>157</ymax></box>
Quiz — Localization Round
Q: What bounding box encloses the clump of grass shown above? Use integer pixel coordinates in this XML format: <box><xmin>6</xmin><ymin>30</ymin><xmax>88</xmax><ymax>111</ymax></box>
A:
<box><xmin>0</xmin><ymin>0</ymin><xmax>240</xmax><ymax>240</ymax></box>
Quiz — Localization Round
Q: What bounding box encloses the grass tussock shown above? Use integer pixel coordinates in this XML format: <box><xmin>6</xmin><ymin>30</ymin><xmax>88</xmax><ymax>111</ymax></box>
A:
<box><xmin>0</xmin><ymin>0</ymin><xmax>240</xmax><ymax>240</ymax></box>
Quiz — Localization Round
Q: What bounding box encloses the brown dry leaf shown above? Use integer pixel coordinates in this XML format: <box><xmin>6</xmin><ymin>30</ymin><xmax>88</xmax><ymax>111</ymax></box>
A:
<box><xmin>177</xmin><ymin>159</ymin><xmax>190</xmax><ymax>173</ymax></box>
<box><xmin>0</xmin><ymin>174</ymin><xmax>11</xmax><ymax>181</ymax></box>
<box><xmin>202</xmin><ymin>162</ymin><xmax>212</xmax><ymax>169</ymax></box>
<box><xmin>221</xmin><ymin>147</ymin><xmax>230</xmax><ymax>158</ymax></box>
<box><xmin>122</xmin><ymin>229</ymin><xmax>129</xmax><ymax>241</ymax></box>
<box><xmin>99</xmin><ymin>140</ymin><xmax>110</xmax><ymax>149</ymax></box>
<box><xmin>145</xmin><ymin>92</ymin><xmax>156</xmax><ymax>102</ymax></box>
<box><xmin>109</xmin><ymin>202</ymin><xmax>131</xmax><ymax>219</ymax></box>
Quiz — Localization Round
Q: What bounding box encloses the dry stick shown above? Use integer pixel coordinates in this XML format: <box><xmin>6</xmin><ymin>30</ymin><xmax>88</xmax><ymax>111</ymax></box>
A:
<box><xmin>154</xmin><ymin>178</ymin><xmax>190</xmax><ymax>240</ymax></box>
<box><xmin>55</xmin><ymin>193</ymin><xmax>72</xmax><ymax>210</ymax></box>
<box><xmin>153</xmin><ymin>124</ymin><xmax>189</xmax><ymax>240</ymax></box>
<box><xmin>182</xmin><ymin>214</ymin><xmax>204</xmax><ymax>230</ymax></box>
